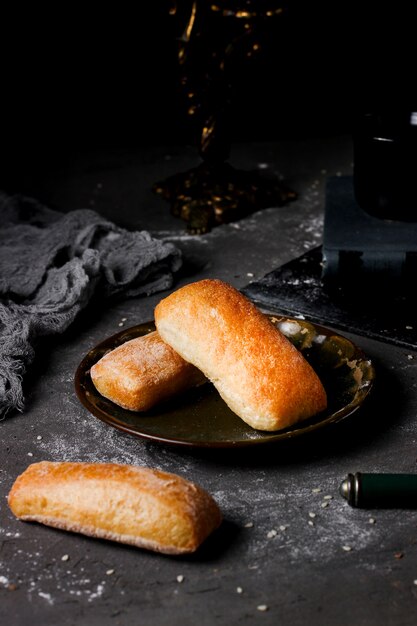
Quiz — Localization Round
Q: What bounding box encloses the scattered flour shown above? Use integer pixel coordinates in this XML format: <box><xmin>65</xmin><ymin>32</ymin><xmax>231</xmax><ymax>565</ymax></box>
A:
<box><xmin>211</xmin><ymin>478</ymin><xmax>400</xmax><ymax>566</ymax></box>
<box><xmin>88</xmin><ymin>584</ymin><xmax>105</xmax><ymax>602</ymax></box>
<box><xmin>38</xmin><ymin>591</ymin><xmax>54</xmax><ymax>605</ymax></box>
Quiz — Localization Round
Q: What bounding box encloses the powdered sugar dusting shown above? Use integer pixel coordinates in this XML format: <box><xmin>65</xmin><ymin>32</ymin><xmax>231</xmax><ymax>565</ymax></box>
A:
<box><xmin>212</xmin><ymin>477</ymin><xmax>398</xmax><ymax>567</ymax></box>
<box><xmin>0</xmin><ymin>540</ymin><xmax>113</xmax><ymax>608</ymax></box>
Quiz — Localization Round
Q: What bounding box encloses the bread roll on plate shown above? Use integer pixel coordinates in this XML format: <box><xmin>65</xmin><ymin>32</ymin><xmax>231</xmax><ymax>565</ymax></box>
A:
<box><xmin>90</xmin><ymin>331</ymin><xmax>206</xmax><ymax>411</ymax></box>
<box><xmin>155</xmin><ymin>279</ymin><xmax>327</xmax><ymax>431</ymax></box>
<box><xmin>8</xmin><ymin>461</ymin><xmax>222</xmax><ymax>555</ymax></box>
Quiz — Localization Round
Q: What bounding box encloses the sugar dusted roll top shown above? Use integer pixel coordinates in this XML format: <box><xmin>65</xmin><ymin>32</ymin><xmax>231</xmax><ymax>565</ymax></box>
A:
<box><xmin>155</xmin><ymin>279</ymin><xmax>327</xmax><ymax>431</ymax></box>
<box><xmin>8</xmin><ymin>462</ymin><xmax>222</xmax><ymax>555</ymax></box>
<box><xmin>90</xmin><ymin>331</ymin><xmax>206</xmax><ymax>412</ymax></box>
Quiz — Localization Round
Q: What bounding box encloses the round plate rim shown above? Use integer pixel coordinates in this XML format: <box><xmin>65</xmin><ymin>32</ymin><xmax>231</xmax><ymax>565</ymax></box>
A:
<box><xmin>74</xmin><ymin>316</ymin><xmax>375</xmax><ymax>448</ymax></box>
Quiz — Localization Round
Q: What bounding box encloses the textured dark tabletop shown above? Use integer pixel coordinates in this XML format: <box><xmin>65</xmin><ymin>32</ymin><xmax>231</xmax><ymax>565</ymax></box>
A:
<box><xmin>2</xmin><ymin>137</ymin><xmax>417</xmax><ymax>626</ymax></box>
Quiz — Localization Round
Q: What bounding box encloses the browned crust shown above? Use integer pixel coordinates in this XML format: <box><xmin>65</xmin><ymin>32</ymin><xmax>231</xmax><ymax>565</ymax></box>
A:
<box><xmin>155</xmin><ymin>279</ymin><xmax>327</xmax><ymax>431</ymax></box>
<box><xmin>90</xmin><ymin>331</ymin><xmax>206</xmax><ymax>411</ymax></box>
<box><xmin>8</xmin><ymin>462</ymin><xmax>222</xmax><ymax>554</ymax></box>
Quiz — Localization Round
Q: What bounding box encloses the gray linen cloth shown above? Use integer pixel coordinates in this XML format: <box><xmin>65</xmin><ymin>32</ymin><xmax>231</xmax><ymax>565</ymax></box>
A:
<box><xmin>0</xmin><ymin>192</ymin><xmax>182</xmax><ymax>418</ymax></box>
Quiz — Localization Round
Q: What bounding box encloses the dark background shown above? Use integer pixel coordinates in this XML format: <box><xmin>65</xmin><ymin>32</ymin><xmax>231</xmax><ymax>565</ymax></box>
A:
<box><xmin>0</xmin><ymin>3</ymin><xmax>414</xmax><ymax>193</ymax></box>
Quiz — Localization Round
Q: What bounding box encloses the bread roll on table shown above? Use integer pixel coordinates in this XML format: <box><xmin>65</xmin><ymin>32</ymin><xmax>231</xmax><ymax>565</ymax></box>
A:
<box><xmin>155</xmin><ymin>279</ymin><xmax>327</xmax><ymax>431</ymax></box>
<box><xmin>8</xmin><ymin>462</ymin><xmax>222</xmax><ymax>555</ymax></box>
<box><xmin>90</xmin><ymin>331</ymin><xmax>206</xmax><ymax>411</ymax></box>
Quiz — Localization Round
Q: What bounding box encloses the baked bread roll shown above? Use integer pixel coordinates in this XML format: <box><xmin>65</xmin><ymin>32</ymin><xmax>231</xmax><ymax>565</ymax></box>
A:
<box><xmin>155</xmin><ymin>279</ymin><xmax>327</xmax><ymax>431</ymax></box>
<box><xmin>90</xmin><ymin>331</ymin><xmax>206</xmax><ymax>411</ymax></box>
<box><xmin>8</xmin><ymin>461</ymin><xmax>222</xmax><ymax>555</ymax></box>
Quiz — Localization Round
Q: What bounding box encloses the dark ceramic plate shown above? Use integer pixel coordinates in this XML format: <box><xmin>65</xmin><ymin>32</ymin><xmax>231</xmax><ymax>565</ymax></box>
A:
<box><xmin>75</xmin><ymin>316</ymin><xmax>375</xmax><ymax>448</ymax></box>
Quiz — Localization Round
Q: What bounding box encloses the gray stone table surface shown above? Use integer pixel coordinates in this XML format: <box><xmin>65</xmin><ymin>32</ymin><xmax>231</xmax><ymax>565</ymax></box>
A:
<box><xmin>2</xmin><ymin>137</ymin><xmax>417</xmax><ymax>625</ymax></box>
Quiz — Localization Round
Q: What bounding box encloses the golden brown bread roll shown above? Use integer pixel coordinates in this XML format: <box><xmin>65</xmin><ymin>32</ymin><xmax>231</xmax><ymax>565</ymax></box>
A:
<box><xmin>155</xmin><ymin>279</ymin><xmax>327</xmax><ymax>431</ymax></box>
<box><xmin>8</xmin><ymin>461</ymin><xmax>222</xmax><ymax>555</ymax></box>
<box><xmin>90</xmin><ymin>331</ymin><xmax>206</xmax><ymax>411</ymax></box>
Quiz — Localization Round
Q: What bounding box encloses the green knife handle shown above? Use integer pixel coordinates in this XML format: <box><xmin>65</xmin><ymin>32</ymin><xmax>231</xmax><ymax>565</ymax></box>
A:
<box><xmin>340</xmin><ymin>472</ymin><xmax>417</xmax><ymax>508</ymax></box>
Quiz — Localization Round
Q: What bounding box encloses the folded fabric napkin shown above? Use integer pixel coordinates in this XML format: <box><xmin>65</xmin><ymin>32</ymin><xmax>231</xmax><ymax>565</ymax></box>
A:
<box><xmin>0</xmin><ymin>192</ymin><xmax>182</xmax><ymax>418</ymax></box>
